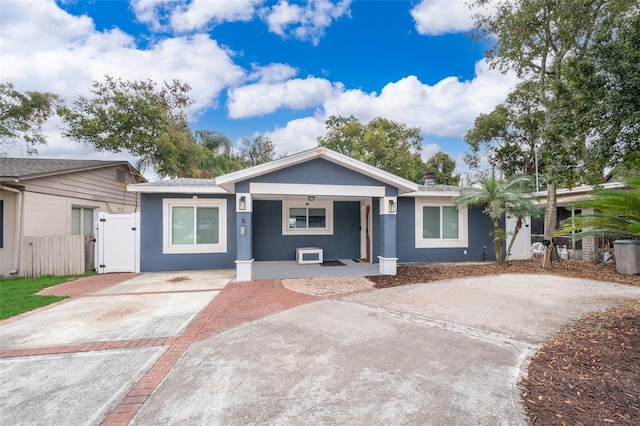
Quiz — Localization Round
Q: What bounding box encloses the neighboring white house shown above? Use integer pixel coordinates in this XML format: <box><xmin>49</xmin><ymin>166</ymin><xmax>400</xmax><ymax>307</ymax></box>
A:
<box><xmin>0</xmin><ymin>158</ymin><xmax>145</xmax><ymax>277</ymax></box>
<box><xmin>532</xmin><ymin>182</ymin><xmax>626</xmax><ymax>261</ymax></box>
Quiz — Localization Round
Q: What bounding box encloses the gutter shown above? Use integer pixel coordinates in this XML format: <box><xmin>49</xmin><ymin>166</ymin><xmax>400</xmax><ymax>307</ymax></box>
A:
<box><xmin>0</xmin><ymin>185</ymin><xmax>23</xmax><ymax>275</ymax></box>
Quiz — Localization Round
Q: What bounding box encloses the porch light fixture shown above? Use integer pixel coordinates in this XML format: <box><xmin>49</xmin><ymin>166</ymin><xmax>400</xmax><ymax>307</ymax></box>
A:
<box><xmin>240</xmin><ymin>218</ymin><xmax>246</xmax><ymax>237</ymax></box>
<box><xmin>389</xmin><ymin>199</ymin><xmax>396</xmax><ymax>213</ymax></box>
<box><xmin>307</xmin><ymin>196</ymin><xmax>315</xmax><ymax>202</ymax></box>
<box><xmin>239</xmin><ymin>196</ymin><xmax>246</xmax><ymax>210</ymax></box>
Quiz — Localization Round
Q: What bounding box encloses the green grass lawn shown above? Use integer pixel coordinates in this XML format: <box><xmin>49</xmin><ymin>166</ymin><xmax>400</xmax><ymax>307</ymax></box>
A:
<box><xmin>0</xmin><ymin>273</ymin><xmax>93</xmax><ymax>320</ymax></box>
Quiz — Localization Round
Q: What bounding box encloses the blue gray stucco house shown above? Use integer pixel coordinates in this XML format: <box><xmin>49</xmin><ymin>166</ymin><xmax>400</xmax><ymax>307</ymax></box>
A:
<box><xmin>128</xmin><ymin>147</ymin><xmax>496</xmax><ymax>280</ymax></box>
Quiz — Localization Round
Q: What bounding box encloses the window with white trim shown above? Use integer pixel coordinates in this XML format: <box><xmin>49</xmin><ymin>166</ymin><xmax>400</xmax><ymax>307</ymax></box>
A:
<box><xmin>72</xmin><ymin>207</ymin><xmax>95</xmax><ymax>235</ymax></box>
<box><xmin>282</xmin><ymin>200</ymin><xmax>333</xmax><ymax>235</ymax></box>
<box><xmin>163</xmin><ymin>198</ymin><xmax>227</xmax><ymax>254</ymax></box>
<box><xmin>415</xmin><ymin>200</ymin><xmax>468</xmax><ymax>248</ymax></box>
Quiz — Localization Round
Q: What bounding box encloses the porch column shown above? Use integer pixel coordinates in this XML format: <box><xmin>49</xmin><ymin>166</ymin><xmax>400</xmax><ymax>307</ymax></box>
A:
<box><xmin>378</xmin><ymin>196</ymin><xmax>398</xmax><ymax>275</ymax></box>
<box><xmin>235</xmin><ymin>193</ymin><xmax>253</xmax><ymax>281</ymax></box>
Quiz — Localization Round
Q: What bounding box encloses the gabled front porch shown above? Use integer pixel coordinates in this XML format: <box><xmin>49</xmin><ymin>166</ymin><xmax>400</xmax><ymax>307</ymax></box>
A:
<box><xmin>252</xmin><ymin>259</ymin><xmax>380</xmax><ymax>280</ymax></box>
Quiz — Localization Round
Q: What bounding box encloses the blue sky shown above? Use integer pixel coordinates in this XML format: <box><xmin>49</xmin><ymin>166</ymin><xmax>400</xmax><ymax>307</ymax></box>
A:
<box><xmin>1</xmin><ymin>0</ymin><xmax>517</xmax><ymax>175</ymax></box>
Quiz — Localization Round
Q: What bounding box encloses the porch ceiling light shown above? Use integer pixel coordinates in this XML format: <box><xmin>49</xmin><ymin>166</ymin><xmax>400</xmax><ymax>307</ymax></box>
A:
<box><xmin>239</xmin><ymin>195</ymin><xmax>246</xmax><ymax>210</ymax></box>
<box><xmin>307</xmin><ymin>196</ymin><xmax>316</xmax><ymax>202</ymax></box>
<box><xmin>389</xmin><ymin>199</ymin><xmax>396</xmax><ymax>213</ymax></box>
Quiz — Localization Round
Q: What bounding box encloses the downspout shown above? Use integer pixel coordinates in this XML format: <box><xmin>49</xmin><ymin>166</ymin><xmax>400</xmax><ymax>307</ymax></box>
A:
<box><xmin>1</xmin><ymin>185</ymin><xmax>23</xmax><ymax>275</ymax></box>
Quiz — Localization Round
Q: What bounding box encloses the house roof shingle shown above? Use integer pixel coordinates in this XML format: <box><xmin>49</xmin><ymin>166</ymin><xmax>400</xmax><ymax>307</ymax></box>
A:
<box><xmin>135</xmin><ymin>178</ymin><xmax>218</xmax><ymax>188</ymax></box>
<box><xmin>0</xmin><ymin>158</ymin><xmax>144</xmax><ymax>182</ymax></box>
<box><xmin>417</xmin><ymin>184</ymin><xmax>461</xmax><ymax>192</ymax></box>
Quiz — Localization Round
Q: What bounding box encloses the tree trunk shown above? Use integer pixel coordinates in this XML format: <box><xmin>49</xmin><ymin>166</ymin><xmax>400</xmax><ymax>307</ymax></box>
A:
<box><xmin>493</xmin><ymin>218</ymin><xmax>503</xmax><ymax>263</ymax></box>
<box><xmin>505</xmin><ymin>216</ymin><xmax>523</xmax><ymax>262</ymax></box>
<box><xmin>542</xmin><ymin>182</ymin><xmax>557</xmax><ymax>268</ymax></box>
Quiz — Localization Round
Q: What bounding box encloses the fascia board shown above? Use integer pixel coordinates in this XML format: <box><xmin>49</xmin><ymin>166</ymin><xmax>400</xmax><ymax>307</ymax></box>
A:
<box><xmin>215</xmin><ymin>150</ymin><xmax>317</xmax><ymax>191</ymax></box>
<box><xmin>401</xmin><ymin>191</ymin><xmax>460</xmax><ymax>197</ymax></box>
<box><xmin>320</xmin><ymin>150</ymin><xmax>419</xmax><ymax>193</ymax></box>
<box><xmin>215</xmin><ymin>147</ymin><xmax>419</xmax><ymax>194</ymax></box>
<box><xmin>533</xmin><ymin>182</ymin><xmax>625</xmax><ymax>198</ymax></box>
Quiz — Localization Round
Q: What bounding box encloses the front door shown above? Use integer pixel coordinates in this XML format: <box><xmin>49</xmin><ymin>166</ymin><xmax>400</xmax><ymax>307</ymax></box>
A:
<box><xmin>360</xmin><ymin>202</ymin><xmax>372</xmax><ymax>262</ymax></box>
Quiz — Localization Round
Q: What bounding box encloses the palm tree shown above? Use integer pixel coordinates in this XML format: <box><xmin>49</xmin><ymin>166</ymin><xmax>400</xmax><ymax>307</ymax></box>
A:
<box><xmin>194</xmin><ymin>130</ymin><xmax>243</xmax><ymax>177</ymax></box>
<box><xmin>556</xmin><ymin>177</ymin><xmax>640</xmax><ymax>239</ymax></box>
<box><xmin>455</xmin><ymin>175</ymin><xmax>540</xmax><ymax>262</ymax></box>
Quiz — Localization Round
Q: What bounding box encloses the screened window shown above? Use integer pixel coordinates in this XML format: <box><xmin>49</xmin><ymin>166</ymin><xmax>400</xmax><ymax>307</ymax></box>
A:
<box><xmin>170</xmin><ymin>206</ymin><xmax>219</xmax><ymax>246</ymax></box>
<box><xmin>72</xmin><ymin>207</ymin><xmax>95</xmax><ymax>235</ymax></box>
<box><xmin>282</xmin><ymin>200</ymin><xmax>333</xmax><ymax>235</ymax></box>
<box><xmin>415</xmin><ymin>201</ymin><xmax>468</xmax><ymax>248</ymax></box>
<box><xmin>288</xmin><ymin>207</ymin><xmax>326</xmax><ymax>229</ymax></box>
<box><xmin>422</xmin><ymin>206</ymin><xmax>459</xmax><ymax>239</ymax></box>
<box><xmin>163</xmin><ymin>198</ymin><xmax>226</xmax><ymax>254</ymax></box>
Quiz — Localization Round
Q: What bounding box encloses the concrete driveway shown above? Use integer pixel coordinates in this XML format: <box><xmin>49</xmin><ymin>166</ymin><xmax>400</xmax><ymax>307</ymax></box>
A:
<box><xmin>1</xmin><ymin>272</ymin><xmax>639</xmax><ymax>425</ymax></box>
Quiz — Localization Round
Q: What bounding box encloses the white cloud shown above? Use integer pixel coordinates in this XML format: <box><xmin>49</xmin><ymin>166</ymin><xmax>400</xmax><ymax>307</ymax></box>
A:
<box><xmin>134</xmin><ymin>0</ymin><xmax>349</xmax><ymax>43</ymax></box>
<box><xmin>410</xmin><ymin>0</ymin><xmax>497</xmax><ymax>35</ymax></box>
<box><xmin>227</xmin><ymin>77</ymin><xmax>341</xmax><ymax>118</ymax></box>
<box><xmin>130</xmin><ymin>0</ymin><xmax>261</xmax><ymax>32</ymax></box>
<box><xmin>261</xmin><ymin>0</ymin><xmax>351</xmax><ymax>45</ymax></box>
<box><xmin>260</xmin><ymin>116</ymin><xmax>327</xmax><ymax>155</ymax></box>
<box><xmin>253</xmin><ymin>58</ymin><xmax>517</xmax><ymax>162</ymax></box>
<box><xmin>130</xmin><ymin>0</ymin><xmax>180</xmax><ymax>31</ymax></box>
<box><xmin>248</xmin><ymin>63</ymin><xmax>298</xmax><ymax>83</ymax></box>
<box><xmin>420</xmin><ymin>143</ymin><xmax>443</xmax><ymax>161</ymax></box>
<box><xmin>0</xmin><ymin>1</ymin><xmax>245</xmax><ymax>114</ymax></box>
<box><xmin>321</xmin><ymin>59</ymin><xmax>518</xmax><ymax>137</ymax></box>
<box><xmin>170</xmin><ymin>0</ymin><xmax>262</xmax><ymax>32</ymax></box>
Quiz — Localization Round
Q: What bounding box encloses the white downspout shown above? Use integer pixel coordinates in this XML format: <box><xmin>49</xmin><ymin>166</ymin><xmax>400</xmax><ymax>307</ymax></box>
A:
<box><xmin>1</xmin><ymin>185</ymin><xmax>23</xmax><ymax>275</ymax></box>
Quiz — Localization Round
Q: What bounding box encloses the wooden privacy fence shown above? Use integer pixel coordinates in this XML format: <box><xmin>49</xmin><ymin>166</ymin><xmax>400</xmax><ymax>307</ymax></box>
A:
<box><xmin>21</xmin><ymin>235</ymin><xmax>85</xmax><ymax>277</ymax></box>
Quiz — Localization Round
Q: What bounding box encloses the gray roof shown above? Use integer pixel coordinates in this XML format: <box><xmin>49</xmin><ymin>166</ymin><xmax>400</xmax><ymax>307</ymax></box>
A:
<box><xmin>134</xmin><ymin>178</ymin><xmax>218</xmax><ymax>187</ymax></box>
<box><xmin>0</xmin><ymin>158</ymin><xmax>143</xmax><ymax>181</ymax></box>
<box><xmin>418</xmin><ymin>184</ymin><xmax>461</xmax><ymax>192</ymax></box>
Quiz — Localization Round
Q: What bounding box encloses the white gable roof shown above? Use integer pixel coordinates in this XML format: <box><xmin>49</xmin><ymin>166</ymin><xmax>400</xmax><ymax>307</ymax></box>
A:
<box><xmin>215</xmin><ymin>147</ymin><xmax>419</xmax><ymax>194</ymax></box>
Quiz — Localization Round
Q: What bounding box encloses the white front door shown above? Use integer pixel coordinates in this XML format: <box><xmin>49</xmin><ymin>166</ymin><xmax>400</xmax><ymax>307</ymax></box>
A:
<box><xmin>506</xmin><ymin>214</ymin><xmax>531</xmax><ymax>260</ymax></box>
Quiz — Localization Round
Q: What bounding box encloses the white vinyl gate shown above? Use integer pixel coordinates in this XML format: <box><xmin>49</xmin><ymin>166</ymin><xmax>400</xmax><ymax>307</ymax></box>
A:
<box><xmin>506</xmin><ymin>214</ymin><xmax>531</xmax><ymax>260</ymax></box>
<box><xmin>97</xmin><ymin>212</ymin><xmax>140</xmax><ymax>274</ymax></box>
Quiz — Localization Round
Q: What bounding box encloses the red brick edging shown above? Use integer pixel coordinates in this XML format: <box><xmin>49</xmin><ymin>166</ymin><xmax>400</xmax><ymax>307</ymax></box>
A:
<box><xmin>99</xmin><ymin>280</ymin><xmax>319</xmax><ymax>425</ymax></box>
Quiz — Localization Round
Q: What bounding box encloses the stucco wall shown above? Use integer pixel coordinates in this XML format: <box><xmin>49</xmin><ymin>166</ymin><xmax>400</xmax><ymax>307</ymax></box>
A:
<box><xmin>252</xmin><ymin>200</ymin><xmax>360</xmax><ymax>261</ymax></box>
<box><xmin>139</xmin><ymin>193</ymin><xmax>236</xmax><ymax>272</ymax></box>
<box><xmin>396</xmin><ymin>197</ymin><xmax>497</xmax><ymax>262</ymax></box>
<box><xmin>238</xmin><ymin>158</ymin><xmax>399</xmax><ymax>197</ymax></box>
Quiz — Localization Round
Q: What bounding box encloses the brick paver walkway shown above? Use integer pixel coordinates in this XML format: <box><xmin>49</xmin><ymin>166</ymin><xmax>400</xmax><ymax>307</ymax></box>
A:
<box><xmin>1</xmin><ymin>276</ymin><xmax>320</xmax><ymax>425</ymax></box>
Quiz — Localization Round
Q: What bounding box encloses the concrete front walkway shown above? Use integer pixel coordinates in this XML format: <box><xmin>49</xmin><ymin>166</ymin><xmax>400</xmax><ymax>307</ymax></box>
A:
<box><xmin>1</xmin><ymin>272</ymin><xmax>639</xmax><ymax>425</ymax></box>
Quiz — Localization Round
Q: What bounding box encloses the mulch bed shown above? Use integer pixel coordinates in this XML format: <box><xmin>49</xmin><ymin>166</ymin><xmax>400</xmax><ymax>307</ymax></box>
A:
<box><xmin>367</xmin><ymin>259</ymin><xmax>640</xmax><ymax>289</ymax></box>
<box><xmin>367</xmin><ymin>259</ymin><xmax>640</xmax><ymax>425</ymax></box>
<box><xmin>520</xmin><ymin>300</ymin><xmax>640</xmax><ymax>425</ymax></box>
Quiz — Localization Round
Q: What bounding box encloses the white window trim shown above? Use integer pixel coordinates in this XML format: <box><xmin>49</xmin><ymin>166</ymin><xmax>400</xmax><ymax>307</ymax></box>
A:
<box><xmin>415</xmin><ymin>201</ymin><xmax>468</xmax><ymax>248</ymax></box>
<box><xmin>282</xmin><ymin>200</ymin><xmax>333</xmax><ymax>236</ymax></box>
<box><xmin>163</xmin><ymin>198</ymin><xmax>227</xmax><ymax>254</ymax></box>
